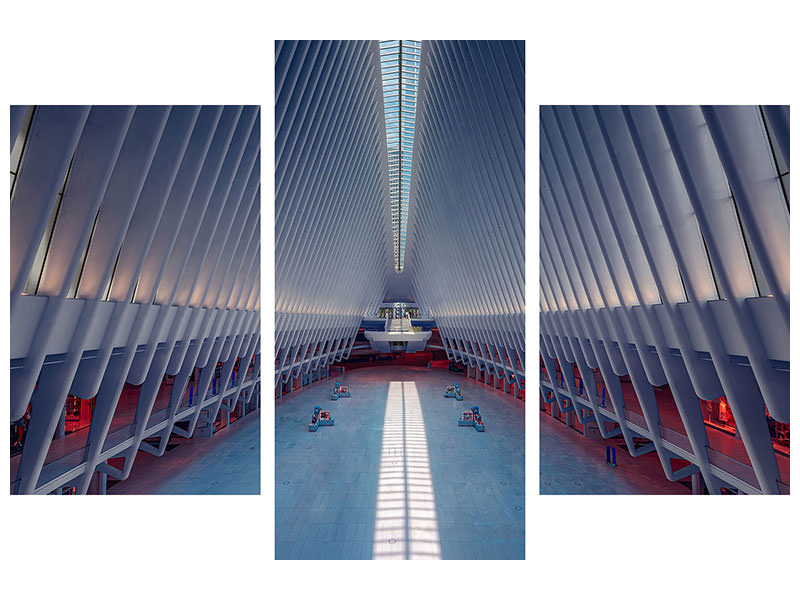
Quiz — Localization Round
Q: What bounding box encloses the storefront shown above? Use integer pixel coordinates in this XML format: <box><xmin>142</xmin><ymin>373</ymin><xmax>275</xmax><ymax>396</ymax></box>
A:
<box><xmin>700</xmin><ymin>396</ymin><xmax>790</xmax><ymax>456</ymax></box>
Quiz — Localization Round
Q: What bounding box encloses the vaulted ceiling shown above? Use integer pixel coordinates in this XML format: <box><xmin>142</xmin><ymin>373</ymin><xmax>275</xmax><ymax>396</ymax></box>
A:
<box><xmin>275</xmin><ymin>40</ymin><xmax>525</xmax><ymax>386</ymax></box>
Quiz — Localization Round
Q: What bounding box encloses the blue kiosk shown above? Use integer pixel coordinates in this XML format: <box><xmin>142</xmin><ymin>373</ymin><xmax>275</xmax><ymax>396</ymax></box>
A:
<box><xmin>444</xmin><ymin>383</ymin><xmax>463</xmax><ymax>401</ymax></box>
<box><xmin>458</xmin><ymin>406</ymin><xmax>485</xmax><ymax>432</ymax></box>
<box><xmin>331</xmin><ymin>382</ymin><xmax>351</xmax><ymax>401</ymax></box>
<box><xmin>309</xmin><ymin>406</ymin><xmax>334</xmax><ymax>431</ymax></box>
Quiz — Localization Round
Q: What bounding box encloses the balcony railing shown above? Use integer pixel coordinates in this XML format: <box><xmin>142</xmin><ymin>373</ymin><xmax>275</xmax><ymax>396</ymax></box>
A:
<box><xmin>707</xmin><ymin>447</ymin><xmax>760</xmax><ymax>490</ymax></box>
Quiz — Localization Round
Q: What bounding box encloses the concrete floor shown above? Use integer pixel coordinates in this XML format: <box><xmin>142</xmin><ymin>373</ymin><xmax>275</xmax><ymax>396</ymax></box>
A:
<box><xmin>540</xmin><ymin>411</ymin><xmax>689</xmax><ymax>495</ymax></box>
<box><xmin>107</xmin><ymin>409</ymin><xmax>260</xmax><ymax>495</ymax></box>
<box><xmin>275</xmin><ymin>366</ymin><xmax>525</xmax><ymax>560</ymax></box>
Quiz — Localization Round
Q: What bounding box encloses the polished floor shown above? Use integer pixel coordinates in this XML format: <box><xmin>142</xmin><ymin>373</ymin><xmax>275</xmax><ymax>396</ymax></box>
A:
<box><xmin>275</xmin><ymin>366</ymin><xmax>525</xmax><ymax>559</ymax></box>
<box><xmin>540</xmin><ymin>411</ymin><xmax>689</xmax><ymax>495</ymax></box>
<box><xmin>108</xmin><ymin>409</ymin><xmax>260</xmax><ymax>495</ymax></box>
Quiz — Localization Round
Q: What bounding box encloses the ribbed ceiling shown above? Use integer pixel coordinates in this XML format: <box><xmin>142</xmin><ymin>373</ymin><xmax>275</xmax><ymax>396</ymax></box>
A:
<box><xmin>275</xmin><ymin>40</ymin><xmax>393</xmax><ymax>382</ymax></box>
<box><xmin>539</xmin><ymin>105</ymin><xmax>789</xmax><ymax>494</ymax></box>
<box><xmin>9</xmin><ymin>105</ymin><xmax>261</xmax><ymax>494</ymax></box>
<box><xmin>405</xmin><ymin>40</ymin><xmax>526</xmax><ymax>384</ymax></box>
<box><xmin>275</xmin><ymin>40</ymin><xmax>526</xmax><ymax>387</ymax></box>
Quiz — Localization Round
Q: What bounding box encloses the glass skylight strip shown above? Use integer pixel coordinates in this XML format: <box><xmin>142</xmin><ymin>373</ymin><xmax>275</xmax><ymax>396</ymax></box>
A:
<box><xmin>380</xmin><ymin>39</ymin><xmax>420</xmax><ymax>272</ymax></box>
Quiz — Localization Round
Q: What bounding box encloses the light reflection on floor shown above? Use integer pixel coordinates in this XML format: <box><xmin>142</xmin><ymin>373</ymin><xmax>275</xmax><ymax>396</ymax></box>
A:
<box><xmin>275</xmin><ymin>366</ymin><xmax>524</xmax><ymax>560</ymax></box>
<box><xmin>373</xmin><ymin>381</ymin><xmax>442</xmax><ymax>559</ymax></box>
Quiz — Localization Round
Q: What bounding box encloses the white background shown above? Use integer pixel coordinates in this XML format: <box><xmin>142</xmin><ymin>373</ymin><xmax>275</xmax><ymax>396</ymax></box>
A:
<box><xmin>1</xmin><ymin>1</ymin><xmax>797</xmax><ymax>598</ymax></box>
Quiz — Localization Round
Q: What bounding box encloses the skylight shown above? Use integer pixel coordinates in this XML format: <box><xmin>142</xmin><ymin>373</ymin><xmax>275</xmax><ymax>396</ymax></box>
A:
<box><xmin>379</xmin><ymin>40</ymin><xmax>421</xmax><ymax>272</ymax></box>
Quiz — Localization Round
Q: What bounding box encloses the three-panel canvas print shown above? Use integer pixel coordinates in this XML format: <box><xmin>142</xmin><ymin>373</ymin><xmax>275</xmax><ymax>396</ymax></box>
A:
<box><xmin>7</xmin><ymin>41</ymin><xmax>790</xmax><ymax>563</ymax></box>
